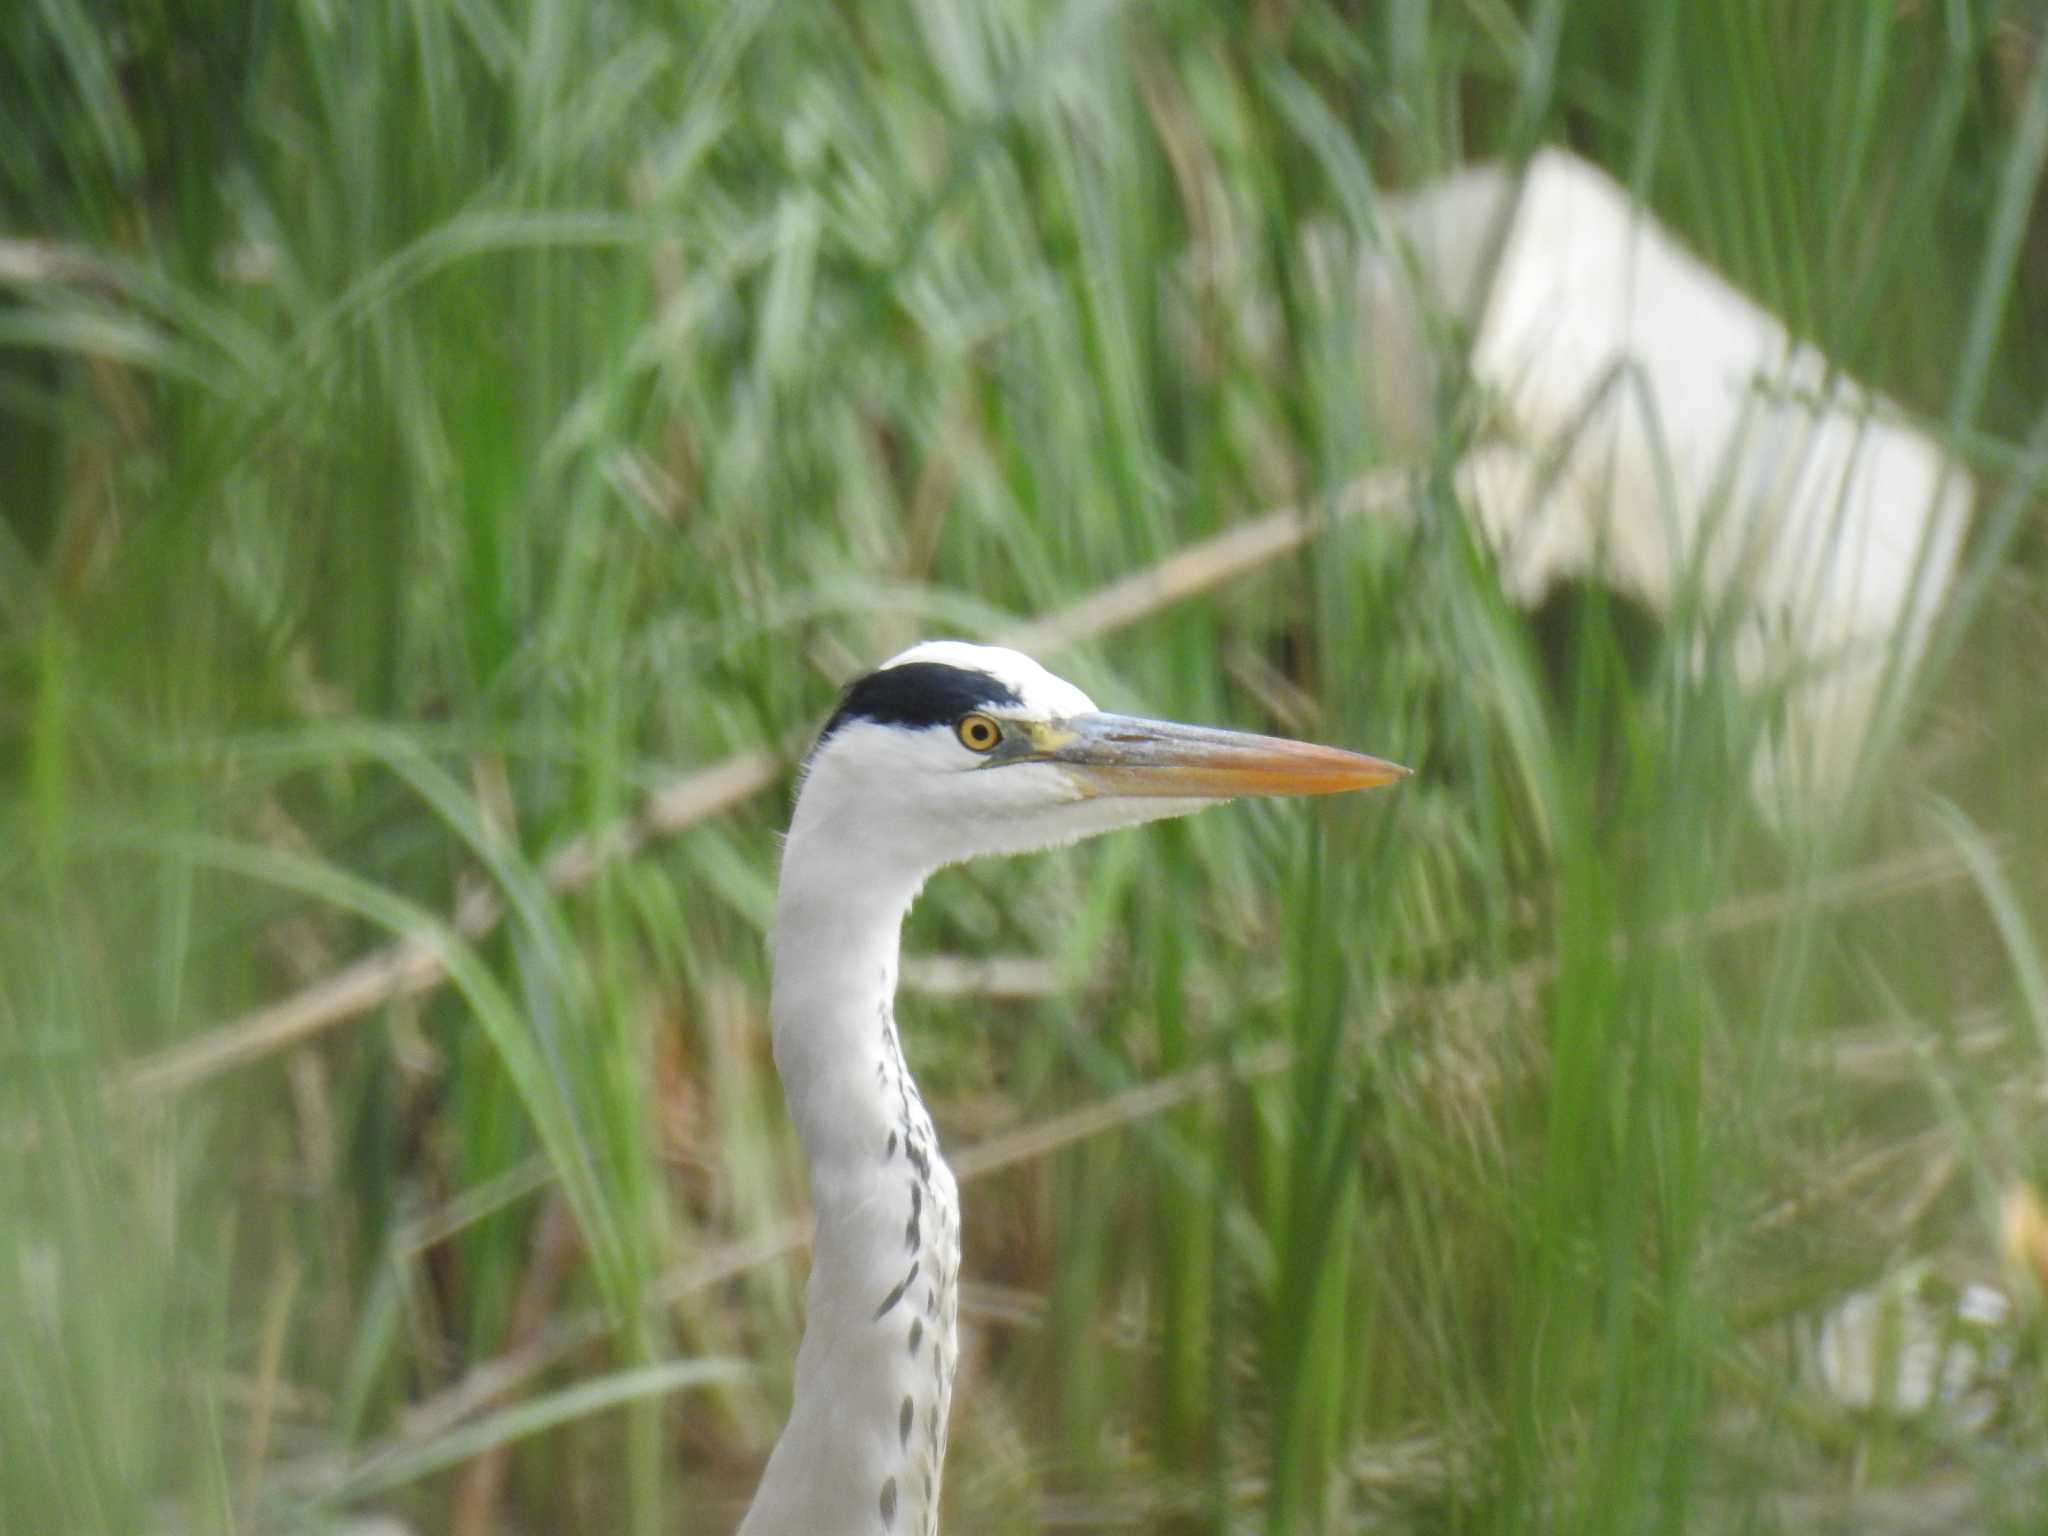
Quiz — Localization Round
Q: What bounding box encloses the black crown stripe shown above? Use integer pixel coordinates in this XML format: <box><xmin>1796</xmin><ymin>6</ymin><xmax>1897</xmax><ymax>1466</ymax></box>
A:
<box><xmin>817</xmin><ymin>662</ymin><xmax>1023</xmax><ymax>747</ymax></box>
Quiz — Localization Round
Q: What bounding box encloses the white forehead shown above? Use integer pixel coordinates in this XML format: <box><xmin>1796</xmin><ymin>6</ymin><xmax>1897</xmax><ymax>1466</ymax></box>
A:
<box><xmin>880</xmin><ymin>640</ymin><xmax>1098</xmax><ymax>718</ymax></box>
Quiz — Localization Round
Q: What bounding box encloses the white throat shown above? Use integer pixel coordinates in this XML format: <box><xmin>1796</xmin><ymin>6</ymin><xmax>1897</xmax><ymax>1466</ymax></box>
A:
<box><xmin>738</xmin><ymin>823</ymin><xmax>961</xmax><ymax>1536</ymax></box>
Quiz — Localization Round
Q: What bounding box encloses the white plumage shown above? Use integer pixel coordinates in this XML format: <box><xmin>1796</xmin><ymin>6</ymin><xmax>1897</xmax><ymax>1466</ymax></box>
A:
<box><xmin>739</xmin><ymin>642</ymin><xmax>1404</xmax><ymax>1536</ymax></box>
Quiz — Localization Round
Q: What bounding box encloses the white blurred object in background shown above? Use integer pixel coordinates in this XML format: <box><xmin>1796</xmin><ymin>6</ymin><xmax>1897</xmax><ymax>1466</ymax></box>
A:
<box><xmin>1807</xmin><ymin>1265</ymin><xmax>2012</xmax><ymax>1429</ymax></box>
<box><xmin>1371</xmin><ymin>149</ymin><xmax>1973</xmax><ymax>802</ymax></box>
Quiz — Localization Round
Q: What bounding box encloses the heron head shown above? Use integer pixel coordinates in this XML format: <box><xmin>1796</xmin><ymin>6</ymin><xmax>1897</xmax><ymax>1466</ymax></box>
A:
<box><xmin>788</xmin><ymin>640</ymin><xmax>1407</xmax><ymax>877</ymax></box>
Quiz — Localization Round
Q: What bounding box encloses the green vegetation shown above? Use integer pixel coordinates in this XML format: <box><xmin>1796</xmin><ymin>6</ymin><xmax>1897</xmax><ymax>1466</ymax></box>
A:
<box><xmin>6</xmin><ymin>2</ymin><xmax>2047</xmax><ymax>1531</ymax></box>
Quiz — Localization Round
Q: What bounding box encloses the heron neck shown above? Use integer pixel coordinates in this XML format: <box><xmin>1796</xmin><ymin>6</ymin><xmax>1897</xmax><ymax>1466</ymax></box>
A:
<box><xmin>743</xmin><ymin>833</ymin><xmax>959</xmax><ymax>1536</ymax></box>
<box><xmin>767</xmin><ymin>838</ymin><xmax>923</xmax><ymax>1164</ymax></box>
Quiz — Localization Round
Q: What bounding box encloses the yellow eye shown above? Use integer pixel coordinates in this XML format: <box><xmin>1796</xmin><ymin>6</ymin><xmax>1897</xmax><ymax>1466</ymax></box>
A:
<box><xmin>955</xmin><ymin>713</ymin><xmax>1002</xmax><ymax>753</ymax></box>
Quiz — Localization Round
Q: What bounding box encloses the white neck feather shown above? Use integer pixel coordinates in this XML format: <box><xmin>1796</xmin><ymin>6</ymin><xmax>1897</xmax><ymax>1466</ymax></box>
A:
<box><xmin>738</xmin><ymin>821</ymin><xmax>961</xmax><ymax>1536</ymax></box>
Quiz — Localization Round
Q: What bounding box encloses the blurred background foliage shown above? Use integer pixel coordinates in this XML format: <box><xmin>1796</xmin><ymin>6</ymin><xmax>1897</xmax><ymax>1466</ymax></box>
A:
<box><xmin>4</xmin><ymin>1</ymin><xmax>2048</xmax><ymax>1532</ymax></box>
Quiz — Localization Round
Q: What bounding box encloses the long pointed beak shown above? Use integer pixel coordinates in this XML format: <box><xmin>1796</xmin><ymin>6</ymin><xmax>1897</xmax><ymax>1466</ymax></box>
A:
<box><xmin>1032</xmin><ymin>712</ymin><xmax>1410</xmax><ymax>799</ymax></box>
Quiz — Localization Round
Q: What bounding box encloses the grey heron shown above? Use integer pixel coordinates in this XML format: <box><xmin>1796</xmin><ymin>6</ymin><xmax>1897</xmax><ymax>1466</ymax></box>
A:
<box><xmin>738</xmin><ymin>641</ymin><xmax>1407</xmax><ymax>1536</ymax></box>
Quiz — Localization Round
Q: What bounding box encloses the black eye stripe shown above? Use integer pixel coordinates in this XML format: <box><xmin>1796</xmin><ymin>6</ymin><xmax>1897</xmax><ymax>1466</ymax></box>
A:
<box><xmin>817</xmin><ymin>662</ymin><xmax>1023</xmax><ymax>747</ymax></box>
